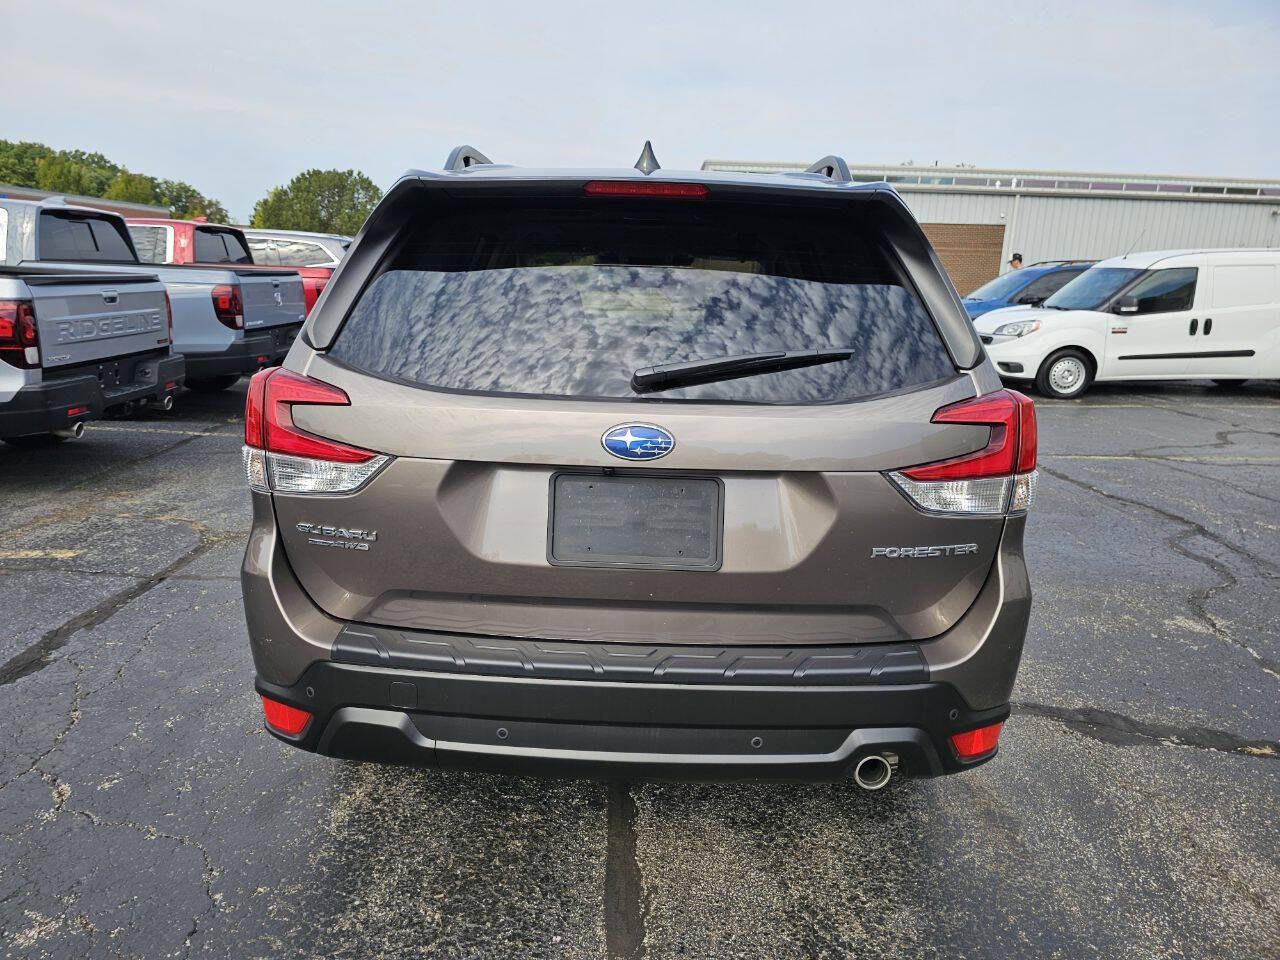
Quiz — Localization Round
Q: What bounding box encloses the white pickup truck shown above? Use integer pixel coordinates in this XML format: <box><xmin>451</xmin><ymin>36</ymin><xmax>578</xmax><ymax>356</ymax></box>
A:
<box><xmin>0</xmin><ymin>198</ymin><xmax>306</xmax><ymax>392</ymax></box>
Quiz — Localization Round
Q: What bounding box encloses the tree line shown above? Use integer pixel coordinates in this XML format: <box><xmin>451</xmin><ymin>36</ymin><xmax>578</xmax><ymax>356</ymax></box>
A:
<box><xmin>0</xmin><ymin>140</ymin><xmax>382</xmax><ymax>235</ymax></box>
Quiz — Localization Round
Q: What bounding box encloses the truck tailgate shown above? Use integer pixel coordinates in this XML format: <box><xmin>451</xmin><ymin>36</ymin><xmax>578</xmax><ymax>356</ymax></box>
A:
<box><xmin>238</xmin><ymin>270</ymin><xmax>306</xmax><ymax>329</ymax></box>
<box><xmin>22</xmin><ymin>273</ymin><xmax>169</xmax><ymax>368</ymax></box>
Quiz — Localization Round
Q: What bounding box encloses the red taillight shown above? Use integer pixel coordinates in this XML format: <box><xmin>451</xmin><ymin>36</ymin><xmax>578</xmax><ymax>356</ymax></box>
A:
<box><xmin>304</xmin><ymin>277</ymin><xmax>327</xmax><ymax>315</ymax></box>
<box><xmin>1016</xmin><ymin>393</ymin><xmax>1037</xmax><ymax>473</ymax></box>
<box><xmin>162</xmin><ymin>290</ymin><xmax>173</xmax><ymax>343</ymax></box>
<box><xmin>950</xmin><ymin>721</ymin><xmax>1004</xmax><ymax>760</ymax></box>
<box><xmin>0</xmin><ymin>299</ymin><xmax>40</xmax><ymax>370</ymax></box>
<box><xmin>211</xmin><ymin>283</ymin><xmax>244</xmax><ymax>330</ymax></box>
<box><xmin>66</xmin><ymin>405</ymin><xmax>90</xmax><ymax>417</ymax></box>
<box><xmin>244</xmin><ymin>367</ymin><xmax>376</xmax><ymax>463</ymax></box>
<box><xmin>244</xmin><ymin>367</ymin><xmax>270</xmax><ymax>447</ymax></box>
<box><xmin>902</xmin><ymin>389</ymin><xmax>1036</xmax><ymax>481</ymax></box>
<box><xmin>260</xmin><ymin>695</ymin><xmax>312</xmax><ymax>736</ymax></box>
<box><xmin>584</xmin><ymin>181</ymin><xmax>708</xmax><ymax>199</ymax></box>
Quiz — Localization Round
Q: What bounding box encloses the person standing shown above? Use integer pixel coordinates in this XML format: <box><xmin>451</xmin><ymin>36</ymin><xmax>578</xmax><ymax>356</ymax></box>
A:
<box><xmin>1008</xmin><ymin>253</ymin><xmax>1023</xmax><ymax>270</ymax></box>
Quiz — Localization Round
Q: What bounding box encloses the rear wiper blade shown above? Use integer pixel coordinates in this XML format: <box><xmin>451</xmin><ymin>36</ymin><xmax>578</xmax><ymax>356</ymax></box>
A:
<box><xmin>631</xmin><ymin>349</ymin><xmax>854</xmax><ymax>394</ymax></box>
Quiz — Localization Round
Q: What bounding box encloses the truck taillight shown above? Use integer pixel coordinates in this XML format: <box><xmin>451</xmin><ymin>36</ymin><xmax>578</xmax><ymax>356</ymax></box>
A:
<box><xmin>242</xmin><ymin>367</ymin><xmax>388</xmax><ymax>494</ymax></box>
<box><xmin>888</xmin><ymin>390</ymin><xmax>1038</xmax><ymax>515</ymax></box>
<box><xmin>0</xmin><ymin>299</ymin><xmax>40</xmax><ymax>369</ymax></box>
<box><xmin>163</xmin><ymin>290</ymin><xmax>173</xmax><ymax>343</ymax></box>
<box><xmin>304</xmin><ymin>277</ymin><xmax>327</xmax><ymax>315</ymax></box>
<box><xmin>211</xmin><ymin>283</ymin><xmax>244</xmax><ymax>330</ymax></box>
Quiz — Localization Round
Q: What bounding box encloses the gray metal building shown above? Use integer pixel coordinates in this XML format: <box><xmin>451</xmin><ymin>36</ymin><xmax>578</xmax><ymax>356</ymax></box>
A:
<box><xmin>702</xmin><ymin>160</ymin><xmax>1280</xmax><ymax>293</ymax></box>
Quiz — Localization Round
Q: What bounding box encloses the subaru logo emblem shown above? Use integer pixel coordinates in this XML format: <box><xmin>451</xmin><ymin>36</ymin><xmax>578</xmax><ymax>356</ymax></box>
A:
<box><xmin>601</xmin><ymin>423</ymin><xmax>675</xmax><ymax>461</ymax></box>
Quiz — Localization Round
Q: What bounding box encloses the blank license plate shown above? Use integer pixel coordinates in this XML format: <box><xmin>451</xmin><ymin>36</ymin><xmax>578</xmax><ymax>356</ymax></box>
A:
<box><xmin>549</xmin><ymin>474</ymin><xmax>722</xmax><ymax>571</ymax></box>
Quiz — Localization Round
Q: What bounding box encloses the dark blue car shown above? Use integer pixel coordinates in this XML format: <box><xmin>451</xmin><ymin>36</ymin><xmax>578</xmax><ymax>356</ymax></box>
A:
<box><xmin>963</xmin><ymin>261</ymin><xmax>1092</xmax><ymax>318</ymax></box>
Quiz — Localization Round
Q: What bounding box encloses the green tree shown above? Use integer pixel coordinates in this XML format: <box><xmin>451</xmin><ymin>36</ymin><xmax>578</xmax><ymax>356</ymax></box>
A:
<box><xmin>156</xmin><ymin>179</ymin><xmax>230</xmax><ymax>223</ymax></box>
<box><xmin>34</xmin><ymin>148</ymin><xmax>119</xmax><ymax>197</ymax></box>
<box><xmin>103</xmin><ymin>170</ymin><xmax>160</xmax><ymax>205</ymax></box>
<box><xmin>0</xmin><ymin>140</ymin><xmax>55</xmax><ymax>186</ymax></box>
<box><xmin>1</xmin><ymin>138</ymin><xmax>230</xmax><ymax>219</ymax></box>
<box><xmin>251</xmin><ymin>169</ymin><xmax>381</xmax><ymax>235</ymax></box>
<box><xmin>35</xmin><ymin>155</ymin><xmax>102</xmax><ymax>196</ymax></box>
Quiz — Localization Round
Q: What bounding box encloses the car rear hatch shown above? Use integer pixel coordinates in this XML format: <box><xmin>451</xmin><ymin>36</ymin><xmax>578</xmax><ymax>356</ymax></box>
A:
<box><xmin>253</xmin><ymin>182</ymin><xmax>1025</xmax><ymax>646</ymax></box>
<box><xmin>20</xmin><ymin>271</ymin><xmax>170</xmax><ymax>369</ymax></box>
<box><xmin>238</xmin><ymin>270</ymin><xmax>306</xmax><ymax>330</ymax></box>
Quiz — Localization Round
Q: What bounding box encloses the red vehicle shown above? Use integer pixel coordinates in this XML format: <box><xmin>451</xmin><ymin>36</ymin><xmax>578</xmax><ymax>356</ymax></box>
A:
<box><xmin>125</xmin><ymin>218</ymin><xmax>331</xmax><ymax>314</ymax></box>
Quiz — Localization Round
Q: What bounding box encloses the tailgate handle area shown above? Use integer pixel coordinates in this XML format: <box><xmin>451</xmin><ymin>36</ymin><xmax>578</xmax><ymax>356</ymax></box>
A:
<box><xmin>101</xmin><ymin>289</ymin><xmax>119</xmax><ymax>304</ymax></box>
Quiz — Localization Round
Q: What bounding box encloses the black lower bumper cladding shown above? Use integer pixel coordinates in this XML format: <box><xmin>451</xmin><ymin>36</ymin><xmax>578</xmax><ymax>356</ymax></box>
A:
<box><xmin>184</xmin><ymin>324</ymin><xmax>301</xmax><ymax>379</ymax></box>
<box><xmin>0</xmin><ymin>353</ymin><xmax>185</xmax><ymax>439</ymax></box>
<box><xmin>256</xmin><ymin>657</ymin><xmax>1007</xmax><ymax>782</ymax></box>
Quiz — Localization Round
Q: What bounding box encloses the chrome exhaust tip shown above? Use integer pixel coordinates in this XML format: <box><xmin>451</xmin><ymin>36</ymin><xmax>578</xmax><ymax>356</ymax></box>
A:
<box><xmin>53</xmin><ymin>421</ymin><xmax>86</xmax><ymax>440</ymax></box>
<box><xmin>158</xmin><ymin>395</ymin><xmax>175</xmax><ymax>412</ymax></box>
<box><xmin>853</xmin><ymin>753</ymin><xmax>895</xmax><ymax>791</ymax></box>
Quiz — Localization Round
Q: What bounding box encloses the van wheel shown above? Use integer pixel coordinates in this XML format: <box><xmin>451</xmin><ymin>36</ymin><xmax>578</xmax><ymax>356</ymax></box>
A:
<box><xmin>1211</xmin><ymin>379</ymin><xmax>1248</xmax><ymax>388</ymax></box>
<box><xmin>1036</xmin><ymin>349</ymin><xmax>1093</xmax><ymax>399</ymax></box>
<box><xmin>3</xmin><ymin>433</ymin><xmax>68</xmax><ymax>448</ymax></box>
<box><xmin>186</xmin><ymin>375</ymin><xmax>240</xmax><ymax>393</ymax></box>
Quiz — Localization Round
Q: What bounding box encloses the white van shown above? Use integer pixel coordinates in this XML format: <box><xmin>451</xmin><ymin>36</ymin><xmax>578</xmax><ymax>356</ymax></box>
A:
<box><xmin>973</xmin><ymin>249</ymin><xmax>1280</xmax><ymax>398</ymax></box>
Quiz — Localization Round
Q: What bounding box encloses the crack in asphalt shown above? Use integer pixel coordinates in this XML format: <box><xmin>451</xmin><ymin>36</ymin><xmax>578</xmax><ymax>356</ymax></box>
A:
<box><xmin>0</xmin><ymin>539</ymin><xmax>223</xmax><ymax>687</ymax></box>
<box><xmin>1150</xmin><ymin>459</ymin><xmax>1280</xmax><ymax>507</ymax></box>
<box><xmin>1041</xmin><ymin>465</ymin><xmax>1280</xmax><ymax>681</ymax></box>
<box><xmin>604</xmin><ymin>781</ymin><xmax>647</xmax><ymax>960</ymax></box>
<box><xmin>0</xmin><ymin>563</ymin><xmax>238</xmax><ymax>582</ymax></box>
<box><xmin>72</xmin><ymin>809</ymin><xmax>221</xmax><ymax>958</ymax></box>
<box><xmin>1013</xmin><ymin>701</ymin><xmax>1278</xmax><ymax>758</ymax></box>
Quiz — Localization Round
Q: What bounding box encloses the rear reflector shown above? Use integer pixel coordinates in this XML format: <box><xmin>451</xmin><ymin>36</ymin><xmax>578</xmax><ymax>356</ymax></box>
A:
<box><xmin>584</xmin><ymin>181</ymin><xmax>708</xmax><ymax>199</ymax></box>
<box><xmin>260</xmin><ymin>695</ymin><xmax>312</xmax><ymax>736</ymax></box>
<box><xmin>66</xmin><ymin>406</ymin><xmax>90</xmax><ymax>417</ymax></box>
<box><xmin>889</xmin><ymin>389</ymin><xmax>1038</xmax><ymax>516</ymax></box>
<box><xmin>951</xmin><ymin>721</ymin><xmax>1004</xmax><ymax>760</ymax></box>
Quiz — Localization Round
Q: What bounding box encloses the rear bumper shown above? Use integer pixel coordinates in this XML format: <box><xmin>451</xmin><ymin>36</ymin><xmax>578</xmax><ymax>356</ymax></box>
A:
<box><xmin>0</xmin><ymin>353</ymin><xmax>185</xmax><ymax>438</ymax></box>
<box><xmin>184</xmin><ymin>323</ymin><xmax>300</xmax><ymax>379</ymax></box>
<box><xmin>243</xmin><ymin>494</ymin><xmax>1030</xmax><ymax>782</ymax></box>
<box><xmin>257</xmin><ymin>661</ymin><xmax>1006</xmax><ymax>780</ymax></box>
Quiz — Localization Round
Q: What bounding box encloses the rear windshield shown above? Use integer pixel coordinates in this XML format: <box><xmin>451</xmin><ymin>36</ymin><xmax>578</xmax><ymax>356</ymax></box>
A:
<box><xmin>194</xmin><ymin>228</ymin><xmax>252</xmax><ymax>264</ymax></box>
<box><xmin>274</xmin><ymin>239</ymin><xmax>330</xmax><ymax>266</ymax></box>
<box><xmin>330</xmin><ymin>197</ymin><xmax>955</xmax><ymax>404</ymax></box>
<box><xmin>128</xmin><ymin>225</ymin><xmax>169</xmax><ymax>264</ymax></box>
<box><xmin>39</xmin><ymin>212</ymin><xmax>137</xmax><ymax>262</ymax></box>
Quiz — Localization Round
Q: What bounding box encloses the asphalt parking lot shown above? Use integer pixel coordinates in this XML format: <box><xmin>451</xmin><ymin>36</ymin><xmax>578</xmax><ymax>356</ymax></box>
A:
<box><xmin>2</xmin><ymin>381</ymin><xmax>1278</xmax><ymax>960</ymax></box>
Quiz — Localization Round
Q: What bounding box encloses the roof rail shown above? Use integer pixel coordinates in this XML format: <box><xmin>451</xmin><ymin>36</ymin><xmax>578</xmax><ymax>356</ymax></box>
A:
<box><xmin>444</xmin><ymin>145</ymin><xmax>493</xmax><ymax>171</ymax></box>
<box><xmin>804</xmin><ymin>155</ymin><xmax>852</xmax><ymax>183</ymax></box>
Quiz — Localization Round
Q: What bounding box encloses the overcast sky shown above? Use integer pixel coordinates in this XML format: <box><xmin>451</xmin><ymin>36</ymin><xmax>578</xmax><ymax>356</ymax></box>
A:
<box><xmin>6</xmin><ymin>0</ymin><xmax>1278</xmax><ymax>220</ymax></box>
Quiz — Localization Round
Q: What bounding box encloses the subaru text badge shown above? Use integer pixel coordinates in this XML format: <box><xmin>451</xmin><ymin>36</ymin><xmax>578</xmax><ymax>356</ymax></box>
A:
<box><xmin>601</xmin><ymin>423</ymin><xmax>675</xmax><ymax>461</ymax></box>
